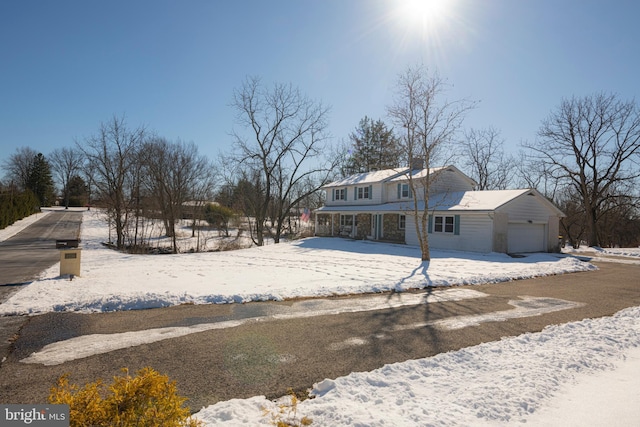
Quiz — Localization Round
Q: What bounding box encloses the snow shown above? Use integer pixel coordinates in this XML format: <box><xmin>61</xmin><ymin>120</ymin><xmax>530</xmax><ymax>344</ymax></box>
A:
<box><xmin>0</xmin><ymin>209</ymin><xmax>596</xmax><ymax>316</ymax></box>
<box><xmin>195</xmin><ymin>309</ymin><xmax>640</xmax><ymax>426</ymax></box>
<box><xmin>1</xmin><ymin>210</ymin><xmax>639</xmax><ymax>425</ymax></box>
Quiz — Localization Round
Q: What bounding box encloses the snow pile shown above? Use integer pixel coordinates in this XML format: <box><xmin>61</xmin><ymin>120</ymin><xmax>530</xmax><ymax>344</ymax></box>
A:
<box><xmin>195</xmin><ymin>306</ymin><xmax>640</xmax><ymax>426</ymax></box>
<box><xmin>594</xmin><ymin>247</ymin><xmax>640</xmax><ymax>258</ymax></box>
<box><xmin>0</xmin><ymin>209</ymin><xmax>596</xmax><ymax>315</ymax></box>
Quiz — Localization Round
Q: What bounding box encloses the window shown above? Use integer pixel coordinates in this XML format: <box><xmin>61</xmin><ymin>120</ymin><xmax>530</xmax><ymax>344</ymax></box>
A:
<box><xmin>335</xmin><ymin>188</ymin><xmax>345</xmax><ymax>200</ymax></box>
<box><xmin>358</xmin><ymin>187</ymin><xmax>368</xmax><ymax>199</ymax></box>
<box><xmin>397</xmin><ymin>183</ymin><xmax>412</xmax><ymax>199</ymax></box>
<box><xmin>401</xmin><ymin>184</ymin><xmax>410</xmax><ymax>198</ymax></box>
<box><xmin>356</xmin><ymin>186</ymin><xmax>371</xmax><ymax>200</ymax></box>
<box><xmin>434</xmin><ymin>215</ymin><xmax>454</xmax><ymax>233</ymax></box>
<box><xmin>398</xmin><ymin>215</ymin><xmax>406</xmax><ymax>230</ymax></box>
<box><xmin>340</xmin><ymin>215</ymin><xmax>354</xmax><ymax>227</ymax></box>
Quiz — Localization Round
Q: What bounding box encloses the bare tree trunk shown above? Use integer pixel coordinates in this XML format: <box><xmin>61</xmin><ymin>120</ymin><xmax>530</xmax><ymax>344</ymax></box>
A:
<box><xmin>387</xmin><ymin>65</ymin><xmax>475</xmax><ymax>261</ymax></box>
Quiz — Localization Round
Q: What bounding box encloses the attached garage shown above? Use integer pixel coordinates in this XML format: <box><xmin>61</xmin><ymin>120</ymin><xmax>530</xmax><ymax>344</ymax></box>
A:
<box><xmin>507</xmin><ymin>223</ymin><xmax>546</xmax><ymax>253</ymax></box>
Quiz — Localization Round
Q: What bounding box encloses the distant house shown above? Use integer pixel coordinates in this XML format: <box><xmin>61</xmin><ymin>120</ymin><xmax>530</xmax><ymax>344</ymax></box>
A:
<box><xmin>315</xmin><ymin>166</ymin><xmax>563</xmax><ymax>253</ymax></box>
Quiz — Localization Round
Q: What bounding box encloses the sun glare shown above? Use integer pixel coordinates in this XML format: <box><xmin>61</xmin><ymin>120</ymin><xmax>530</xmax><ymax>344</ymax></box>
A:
<box><xmin>399</xmin><ymin>0</ymin><xmax>448</xmax><ymax>25</ymax></box>
<box><xmin>386</xmin><ymin>0</ymin><xmax>462</xmax><ymax>57</ymax></box>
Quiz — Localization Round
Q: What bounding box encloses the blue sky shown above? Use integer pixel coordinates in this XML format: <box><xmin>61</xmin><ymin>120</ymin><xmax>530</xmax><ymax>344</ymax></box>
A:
<box><xmin>1</xmin><ymin>0</ymin><xmax>638</xmax><ymax>178</ymax></box>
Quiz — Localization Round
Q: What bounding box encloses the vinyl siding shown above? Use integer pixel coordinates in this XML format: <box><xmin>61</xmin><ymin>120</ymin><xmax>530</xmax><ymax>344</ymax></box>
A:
<box><xmin>499</xmin><ymin>192</ymin><xmax>554</xmax><ymax>223</ymax></box>
<box><xmin>325</xmin><ymin>183</ymin><xmax>383</xmax><ymax>206</ymax></box>
<box><xmin>406</xmin><ymin>212</ymin><xmax>493</xmax><ymax>252</ymax></box>
<box><xmin>429</xmin><ymin>170</ymin><xmax>475</xmax><ymax>194</ymax></box>
<box><xmin>385</xmin><ymin>171</ymin><xmax>474</xmax><ymax>203</ymax></box>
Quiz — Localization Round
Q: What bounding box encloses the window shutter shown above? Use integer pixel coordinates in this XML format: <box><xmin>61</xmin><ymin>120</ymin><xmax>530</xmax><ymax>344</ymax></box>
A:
<box><xmin>454</xmin><ymin>215</ymin><xmax>460</xmax><ymax>235</ymax></box>
<box><xmin>344</xmin><ymin>188</ymin><xmax>347</xmax><ymax>201</ymax></box>
<box><xmin>354</xmin><ymin>187</ymin><xmax>358</xmax><ymax>200</ymax></box>
<box><xmin>428</xmin><ymin>214</ymin><xmax>433</xmax><ymax>234</ymax></box>
<box><xmin>368</xmin><ymin>185</ymin><xmax>372</xmax><ymax>199</ymax></box>
<box><xmin>397</xmin><ymin>183</ymin><xmax>401</xmax><ymax>199</ymax></box>
<box><xmin>409</xmin><ymin>186</ymin><xmax>413</xmax><ymax>199</ymax></box>
<box><xmin>332</xmin><ymin>189</ymin><xmax>335</xmax><ymax>201</ymax></box>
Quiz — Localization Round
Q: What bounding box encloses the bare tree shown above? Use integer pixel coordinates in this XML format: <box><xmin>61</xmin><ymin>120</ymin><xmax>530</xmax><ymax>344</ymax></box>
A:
<box><xmin>523</xmin><ymin>93</ymin><xmax>640</xmax><ymax>246</ymax></box>
<box><xmin>460</xmin><ymin>127</ymin><xmax>515</xmax><ymax>190</ymax></box>
<box><xmin>141</xmin><ymin>138</ymin><xmax>215</xmax><ymax>253</ymax></box>
<box><xmin>49</xmin><ymin>147</ymin><xmax>84</xmax><ymax>209</ymax></box>
<box><xmin>387</xmin><ymin>65</ymin><xmax>475</xmax><ymax>261</ymax></box>
<box><xmin>3</xmin><ymin>146</ymin><xmax>38</xmax><ymax>190</ymax></box>
<box><xmin>229</xmin><ymin>76</ymin><xmax>335</xmax><ymax>245</ymax></box>
<box><xmin>78</xmin><ymin>116</ymin><xmax>146</xmax><ymax>249</ymax></box>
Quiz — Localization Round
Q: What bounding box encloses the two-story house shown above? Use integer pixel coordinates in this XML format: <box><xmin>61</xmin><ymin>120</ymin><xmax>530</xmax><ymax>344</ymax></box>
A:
<box><xmin>315</xmin><ymin>165</ymin><xmax>564</xmax><ymax>253</ymax></box>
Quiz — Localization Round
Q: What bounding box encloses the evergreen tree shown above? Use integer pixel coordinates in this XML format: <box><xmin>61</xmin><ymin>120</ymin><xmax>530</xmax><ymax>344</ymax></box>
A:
<box><xmin>343</xmin><ymin>116</ymin><xmax>402</xmax><ymax>175</ymax></box>
<box><xmin>26</xmin><ymin>153</ymin><xmax>55</xmax><ymax>206</ymax></box>
<box><xmin>66</xmin><ymin>175</ymin><xmax>89</xmax><ymax>207</ymax></box>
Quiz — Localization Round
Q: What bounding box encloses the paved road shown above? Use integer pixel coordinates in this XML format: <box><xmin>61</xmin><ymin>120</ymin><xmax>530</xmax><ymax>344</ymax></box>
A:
<box><xmin>0</xmin><ymin>210</ymin><xmax>83</xmax><ymax>288</ymax></box>
<box><xmin>0</xmin><ymin>210</ymin><xmax>82</xmax><ymax>373</ymax></box>
<box><xmin>0</xmin><ymin>256</ymin><xmax>638</xmax><ymax>411</ymax></box>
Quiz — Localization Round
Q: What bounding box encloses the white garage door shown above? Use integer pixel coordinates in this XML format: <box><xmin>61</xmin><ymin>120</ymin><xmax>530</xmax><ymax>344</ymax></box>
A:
<box><xmin>508</xmin><ymin>223</ymin><xmax>545</xmax><ymax>253</ymax></box>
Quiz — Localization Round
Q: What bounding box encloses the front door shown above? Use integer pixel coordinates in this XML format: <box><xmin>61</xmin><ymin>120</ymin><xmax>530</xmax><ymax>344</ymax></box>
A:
<box><xmin>373</xmin><ymin>214</ymin><xmax>383</xmax><ymax>240</ymax></box>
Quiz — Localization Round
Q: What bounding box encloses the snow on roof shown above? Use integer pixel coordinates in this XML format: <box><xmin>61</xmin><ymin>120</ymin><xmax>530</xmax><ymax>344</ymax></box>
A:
<box><xmin>316</xmin><ymin>189</ymin><xmax>534</xmax><ymax>213</ymax></box>
<box><xmin>387</xmin><ymin>166</ymin><xmax>448</xmax><ymax>182</ymax></box>
<box><xmin>429</xmin><ymin>189</ymin><xmax>532</xmax><ymax>211</ymax></box>
<box><xmin>323</xmin><ymin>168</ymin><xmax>409</xmax><ymax>188</ymax></box>
<box><xmin>324</xmin><ymin>166</ymin><xmax>475</xmax><ymax>188</ymax></box>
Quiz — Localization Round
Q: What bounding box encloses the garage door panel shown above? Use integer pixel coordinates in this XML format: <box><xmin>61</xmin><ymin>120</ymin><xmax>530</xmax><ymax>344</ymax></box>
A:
<box><xmin>508</xmin><ymin>223</ymin><xmax>545</xmax><ymax>253</ymax></box>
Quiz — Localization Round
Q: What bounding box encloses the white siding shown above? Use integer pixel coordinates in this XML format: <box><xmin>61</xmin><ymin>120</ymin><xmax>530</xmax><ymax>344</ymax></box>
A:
<box><xmin>406</xmin><ymin>213</ymin><xmax>493</xmax><ymax>253</ymax></box>
<box><xmin>384</xmin><ymin>169</ymin><xmax>475</xmax><ymax>203</ymax></box>
<box><xmin>324</xmin><ymin>183</ymin><xmax>383</xmax><ymax>206</ymax></box>
<box><xmin>429</xmin><ymin>169</ymin><xmax>475</xmax><ymax>194</ymax></box>
<box><xmin>499</xmin><ymin>192</ymin><xmax>553</xmax><ymax>222</ymax></box>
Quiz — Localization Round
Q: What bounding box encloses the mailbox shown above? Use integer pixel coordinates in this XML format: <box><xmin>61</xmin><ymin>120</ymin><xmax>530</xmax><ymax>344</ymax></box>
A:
<box><xmin>57</xmin><ymin>240</ymin><xmax>81</xmax><ymax>277</ymax></box>
<box><xmin>56</xmin><ymin>239</ymin><xmax>79</xmax><ymax>249</ymax></box>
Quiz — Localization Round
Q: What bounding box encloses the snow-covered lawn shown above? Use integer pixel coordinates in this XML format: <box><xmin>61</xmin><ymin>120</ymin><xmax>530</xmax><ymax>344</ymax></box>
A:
<box><xmin>1</xmin><ymin>210</ymin><xmax>639</xmax><ymax>426</ymax></box>
<box><xmin>0</xmin><ymin>209</ymin><xmax>595</xmax><ymax>316</ymax></box>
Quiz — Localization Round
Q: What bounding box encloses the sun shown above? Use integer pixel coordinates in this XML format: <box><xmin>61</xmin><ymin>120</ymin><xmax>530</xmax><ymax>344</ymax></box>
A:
<box><xmin>398</xmin><ymin>0</ymin><xmax>449</xmax><ymax>26</ymax></box>
<box><xmin>386</xmin><ymin>0</ymin><xmax>459</xmax><ymax>53</ymax></box>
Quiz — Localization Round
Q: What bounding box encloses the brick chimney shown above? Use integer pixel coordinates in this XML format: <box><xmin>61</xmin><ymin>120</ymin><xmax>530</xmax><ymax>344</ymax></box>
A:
<box><xmin>410</xmin><ymin>157</ymin><xmax>424</xmax><ymax>170</ymax></box>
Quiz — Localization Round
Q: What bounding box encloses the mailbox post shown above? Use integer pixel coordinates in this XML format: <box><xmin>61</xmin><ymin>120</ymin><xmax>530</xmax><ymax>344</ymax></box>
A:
<box><xmin>56</xmin><ymin>239</ymin><xmax>81</xmax><ymax>277</ymax></box>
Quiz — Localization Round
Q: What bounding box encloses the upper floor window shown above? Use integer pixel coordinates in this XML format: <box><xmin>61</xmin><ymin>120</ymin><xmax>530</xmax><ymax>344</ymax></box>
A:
<box><xmin>401</xmin><ymin>184</ymin><xmax>410</xmax><ymax>198</ymax></box>
<box><xmin>334</xmin><ymin>188</ymin><xmax>346</xmax><ymax>201</ymax></box>
<box><xmin>397</xmin><ymin>183</ymin><xmax>412</xmax><ymax>199</ymax></box>
<box><xmin>357</xmin><ymin>186</ymin><xmax>370</xmax><ymax>200</ymax></box>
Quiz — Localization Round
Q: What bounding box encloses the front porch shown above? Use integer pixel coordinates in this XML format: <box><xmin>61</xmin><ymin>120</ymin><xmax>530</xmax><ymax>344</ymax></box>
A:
<box><xmin>315</xmin><ymin>212</ymin><xmax>406</xmax><ymax>243</ymax></box>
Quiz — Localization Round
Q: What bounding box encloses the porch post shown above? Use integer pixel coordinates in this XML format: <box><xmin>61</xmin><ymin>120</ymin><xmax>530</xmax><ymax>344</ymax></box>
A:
<box><xmin>314</xmin><ymin>213</ymin><xmax>318</xmax><ymax>237</ymax></box>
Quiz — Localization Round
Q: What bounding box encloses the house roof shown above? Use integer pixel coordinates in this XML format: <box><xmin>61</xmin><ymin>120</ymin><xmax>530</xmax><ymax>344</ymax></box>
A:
<box><xmin>322</xmin><ymin>168</ymin><xmax>408</xmax><ymax>188</ymax></box>
<box><xmin>323</xmin><ymin>165</ymin><xmax>477</xmax><ymax>189</ymax></box>
<box><xmin>429</xmin><ymin>189</ymin><xmax>532</xmax><ymax>211</ymax></box>
<box><xmin>316</xmin><ymin>189</ymin><xmax>565</xmax><ymax>216</ymax></box>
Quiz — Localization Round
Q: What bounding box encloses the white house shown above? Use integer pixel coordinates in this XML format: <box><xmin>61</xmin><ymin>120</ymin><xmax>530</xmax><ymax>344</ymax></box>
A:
<box><xmin>315</xmin><ymin>166</ymin><xmax>564</xmax><ymax>253</ymax></box>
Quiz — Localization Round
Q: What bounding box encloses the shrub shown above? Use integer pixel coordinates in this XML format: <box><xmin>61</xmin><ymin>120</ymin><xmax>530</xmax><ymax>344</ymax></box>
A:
<box><xmin>204</xmin><ymin>203</ymin><xmax>235</xmax><ymax>236</ymax></box>
<box><xmin>263</xmin><ymin>389</ymin><xmax>313</xmax><ymax>427</ymax></box>
<box><xmin>49</xmin><ymin>367</ymin><xmax>202</xmax><ymax>427</ymax></box>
